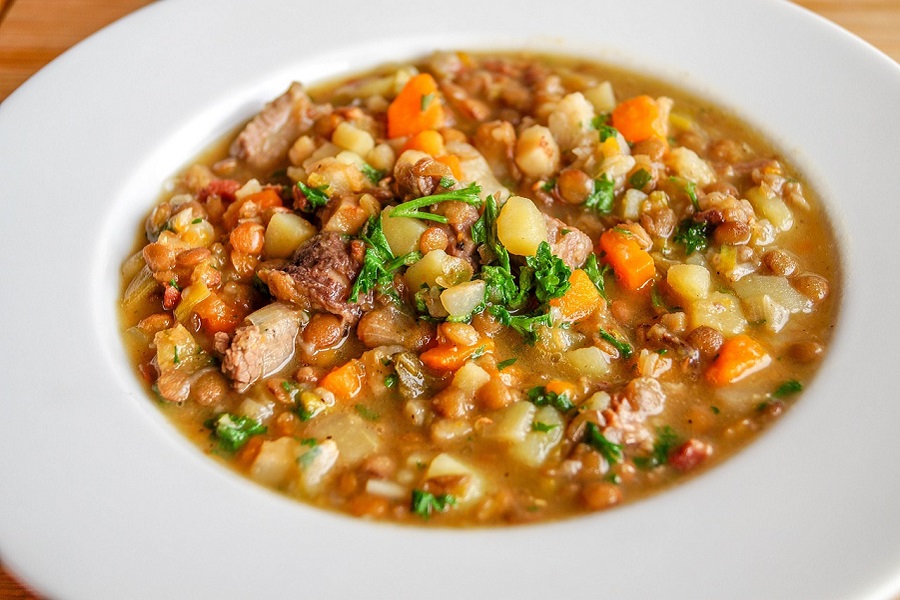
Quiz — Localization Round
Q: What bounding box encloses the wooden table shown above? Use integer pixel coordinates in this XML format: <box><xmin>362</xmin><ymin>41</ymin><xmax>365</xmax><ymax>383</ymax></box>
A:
<box><xmin>0</xmin><ymin>0</ymin><xmax>898</xmax><ymax>597</ymax></box>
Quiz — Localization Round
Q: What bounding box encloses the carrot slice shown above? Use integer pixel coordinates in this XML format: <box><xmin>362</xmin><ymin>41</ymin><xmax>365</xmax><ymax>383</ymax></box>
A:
<box><xmin>611</xmin><ymin>95</ymin><xmax>665</xmax><ymax>144</ymax></box>
<box><xmin>545</xmin><ymin>379</ymin><xmax>577</xmax><ymax>399</ymax></box>
<box><xmin>599</xmin><ymin>229</ymin><xmax>656</xmax><ymax>291</ymax></box>
<box><xmin>435</xmin><ymin>154</ymin><xmax>464</xmax><ymax>181</ymax></box>
<box><xmin>420</xmin><ymin>338</ymin><xmax>495</xmax><ymax>372</ymax></box>
<box><xmin>401</xmin><ymin>129</ymin><xmax>446</xmax><ymax>156</ymax></box>
<box><xmin>550</xmin><ymin>269</ymin><xmax>603</xmax><ymax>322</ymax></box>
<box><xmin>193</xmin><ymin>292</ymin><xmax>245</xmax><ymax>335</ymax></box>
<box><xmin>706</xmin><ymin>334</ymin><xmax>772</xmax><ymax>386</ymax></box>
<box><xmin>320</xmin><ymin>359</ymin><xmax>366</xmax><ymax>398</ymax></box>
<box><xmin>222</xmin><ymin>188</ymin><xmax>283</xmax><ymax>230</ymax></box>
<box><xmin>387</xmin><ymin>73</ymin><xmax>444</xmax><ymax>139</ymax></box>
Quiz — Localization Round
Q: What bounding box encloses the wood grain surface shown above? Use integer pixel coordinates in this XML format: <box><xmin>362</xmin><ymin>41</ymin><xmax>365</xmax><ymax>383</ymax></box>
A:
<box><xmin>0</xmin><ymin>0</ymin><xmax>897</xmax><ymax>597</ymax></box>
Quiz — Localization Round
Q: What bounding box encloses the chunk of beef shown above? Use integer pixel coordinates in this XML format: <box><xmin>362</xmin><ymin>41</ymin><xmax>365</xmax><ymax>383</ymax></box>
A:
<box><xmin>543</xmin><ymin>214</ymin><xmax>592</xmax><ymax>269</ymax></box>
<box><xmin>600</xmin><ymin>377</ymin><xmax>666</xmax><ymax>446</ymax></box>
<box><xmin>230</xmin><ymin>82</ymin><xmax>315</xmax><ymax>172</ymax></box>
<box><xmin>265</xmin><ymin>232</ymin><xmax>365</xmax><ymax>326</ymax></box>
<box><xmin>221</xmin><ymin>304</ymin><xmax>304</xmax><ymax>391</ymax></box>
<box><xmin>395</xmin><ymin>157</ymin><xmax>455</xmax><ymax>201</ymax></box>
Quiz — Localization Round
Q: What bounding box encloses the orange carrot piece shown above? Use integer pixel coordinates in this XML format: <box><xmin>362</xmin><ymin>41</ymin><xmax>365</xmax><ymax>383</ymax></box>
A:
<box><xmin>611</xmin><ymin>95</ymin><xmax>664</xmax><ymax>144</ymax></box>
<box><xmin>545</xmin><ymin>379</ymin><xmax>577</xmax><ymax>399</ymax></box>
<box><xmin>194</xmin><ymin>293</ymin><xmax>245</xmax><ymax>335</ymax></box>
<box><xmin>222</xmin><ymin>188</ymin><xmax>283</xmax><ymax>230</ymax></box>
<box><xmin>550</xmin><ymin>268</ymin><xmax>604</xmax><ymax>322</ymax></box>
<box><xmin>387</xmin><ymin>73</ymin><xmax>444</xmax><ymax>139</ymax></box>
<box><xmin>401</xmin><ymin>129</ymin><xmax>446</xmax><ymax>156</ymax></box>
<box><xmin>599</xmin><ymin>229</ymin><xmax>656</xmax><ymax>291</ymax></box>
<box><xmin>320</xmin><ymin>359</ymin><xmax>366</xmax><ymax>398</ymax></box>
<box><xmin>435</xmin><ymin>154</ymin><xmax>464</xmax><ymax>181</ymax></box>
<box><xmin>706</xmin><ymin>334</ymin><xmax>772</xmax><ymax>386</ymax></box>
<box><xmin>420</xmin><ymin>338</ymin><xmax>495</xmax><ymax>372</ymax></box>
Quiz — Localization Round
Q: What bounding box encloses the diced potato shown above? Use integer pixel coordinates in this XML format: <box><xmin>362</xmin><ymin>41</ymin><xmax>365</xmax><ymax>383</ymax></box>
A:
<box><xmin>688</xmin><ymin>291</ymin><xmax>748</xmax><ymax>335</ymax></box>
<box><xmin>251</xmin><ymin>437</ymin><xmax>299</xmax><ymax>487</ymax></box>
<box><xmin>742</xmin><ymin>294</ymin><xmax>791</xmax><ymax>332</ymax></box>
<box><xmin>174</xmin><ymin>280</ymin><xmax>211</xmax><ymax>323</ymax></box>
<box><xmin>564</xmin><ymin>346</ymin><xmax>610</xmax><ymax>378</ymax></box>
<box><xmin>497</xmin><ymin>195</ymin><xmax>549</xmax><ymax>256</ymax></box>
<box><xmin>440</xmin><ymin>280</ymin><xmax>486</xmax><ymax>319</ymax></box>
<box><xmin>304</xmin><ymin>413</ymin><xmax>380</xmax><ymax>468</ymax></box>
<box><xmin>405</xmin><ymin>249</ymin><xmax>473</xmax><ymax>291</ymax></box>
<box><xmin>548</xmin><ymin>92</ymin><xmax>594</xmax><ymax>151</ymax></box>
<box><xmin>295</xmin><ymin>439</ymin><xmax>339</xmax><ymax>496</ymax></box>
<box><xmin>235</xmin><ymin>178</ymin><xmax>262</xmax><ymax>200</ymax></box>
<box><xmin>484</xmin><ymin>401</ymin><xmax>536</xmax><ymax>444</ymax></box>
<box><xmin>289</xmin><ymin>135</ymin><xmax>316</xmax><ymax>166</ymax></box>
<box><xmin>581</xmin><ymin>391</ymin><xmax>612</xmax><ymax>411</ymax></box>
<box><xmin>666</xmin><ymin>147</ymin><xmax>715</xmax><ymax>187</ymax></box>
<box><xmin>452</xmin><ymin>361</ymin><xmax>491</xmax><ymax>395</ymax></box>
<box><xmin>366</xmin><ymin>143</ymin><xmax>396</xmax><ymax>173</ymax></box>
<box><xmin>667</xmin><ymin>264</ymin><xmax>712</xmax><ymax>302</ymax></box>
<box><xmin>732</xmin><ymin>274</ymin><xmax>811</xmax><ymax>313</ymax></box>
<box><xmin>745</xmin><ymin>186</ymin><xmax>793</xmax><ymax>231</ymax></box>
<box><xmin>334</xmin><ymin>150</ymin><xmax>366</xmax><ymax>169</ymax></box>
<box><xmin>381</xmin><ymin>205</ymin><xmax>428</xmax><ymax>256</ymax></box>
<box><xmin>237</xmin><ymin>398</ymin><xmax>275</xmax><ymax>424</ymax></box>
<box><xmin>394</xmin><ymin>149</ymin><xmax>431</xmax><ymax>172</ymax></box>
<box><xmin>425</xmin><ymin>453</ymin><xmax>485</xmax><ymax>506</ymax></box>
<box><xmin>264</xmin><ymin>212</ymin><xmax>317</xmax><ymax>259</ymax></box>
<box><xmin>620</xmin><ymin>188</ymin><xmax>647</xmax><ymax>220</ymax></box>
<box><xmin>365</xmin><ymin>478</ymin><xmax>407</xmax><ymax>499</ymax></box>
<box><xmin>514</xmin><ymin>125</ymin><xmax>560</xmax><ymax>179</ymax></box>
<box><xmin>154</xmin><ymin>323</ymin><xmax>203</xmax><ymax>372</ymax></box>
<box><xmin>510</xmin><ymin>406</ymin><xmax>564</xmax><ymax>467</ymax></box>
<box><xmin>332</xmin><ymin>121</ymin><xmax>375</xmax><ymax>157</ymax></box>
<box><xmin>445</xmin><ymin>140</ymin><xmax>510</xmax><ymax>201</ymax></box>
<box><xmin>583</xmin><ymin>81</ymin><xmax>616</xmax><ymax>113</ymax></box>
<box><xmin>431</xmin><ymin>419</ymin><xmax>473</xmax><ymax>444</ymax></box>
<box><xmin>302</xmin><ymin>142</ymin><xmax>341</xmax><ymax>170</ymax></box>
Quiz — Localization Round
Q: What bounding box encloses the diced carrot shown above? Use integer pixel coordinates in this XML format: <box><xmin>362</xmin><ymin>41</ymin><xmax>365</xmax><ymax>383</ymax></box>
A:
<box><xmin>387</xmin><ymin>73</ymin><xmax>445</xmax><ymax>139</ymax></box>
<box><xmin>320</xmin><ymin>359</ymin><xmax>366</xmax><ymax>398</ymax></box>
<box><xmin>545</xmin><ymin>379</ymin><xmax>576</xmax><ymax>399</ymax></box>
<box><xmin>706</xmin><ymin>334</ymin><xmax>772</xmax><ymax>386</ymax></box>
<box><xmin>222</xmin><ymin>188</ymin><xmax>283</xmax><ymax>230</ymax></box>
<box><xmin>193</xmin><ymin>292</ymin><xmax>245</xmax><ymax>335</ymax></box>
<box><xmin>611</xmin><ymin>95</ymin><xmax>665</xmax><ymax>144</ymax></box>
<box><xmin>401</xmin><ymin>129</ymin><xmax>446</xmax><ymax>156</ymax></box>
<box><xmin>550</xmin><ymin>269</ymin><xmax>604</xmax><ymax>322</ymax></box>
<box><xmin>229</xmin><ymin>221</ymin><xmax>266</xmax><ymax>255</ymax></box>
<box><xmin>420</xmin><ymin>338</ymin><xmax>495</xmax><ymax>372</ymax></box>
<box><xmin>599</xmin><ymin>229</ymin><xmax>656</xmax><ymax>291</ymax></box>
<box><xmin>436</xmin><ymin>154</ymin><xmax>464</xmax><ymax>181</ymax></box>
<box><xmin>235</xmin><ymin>435</ymin><xmax>264</xmax><ymax>469</ymax></box>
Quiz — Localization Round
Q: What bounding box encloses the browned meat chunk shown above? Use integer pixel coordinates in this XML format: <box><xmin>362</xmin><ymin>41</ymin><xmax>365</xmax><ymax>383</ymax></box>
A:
<box><xmin>221</xmin><ymin>304</ymin><xmax>304</xmax><ymax>391</ymax></box>
<box><xmin>264</xmin><ymin>232</ymin><xmax>365</xmax><ymax>326</ymax></box>
<box><xmin>230</xmin><ymin>82</ymin><xmax>315</xmax><ymax>172</ymax></box>
<box><xmin>601</xmin><ymin>377</ymin><xmax>666</xmax><ymax>446</ymax></box>
<box><xmin>395</xmin><ymin>157</ymin><xmax>455</xmax><ymax>201</ymax></box>
<box><xmin>543</xmin><ymin>214</ymin><xmax>592</xmax><ymax>268</ymax></box>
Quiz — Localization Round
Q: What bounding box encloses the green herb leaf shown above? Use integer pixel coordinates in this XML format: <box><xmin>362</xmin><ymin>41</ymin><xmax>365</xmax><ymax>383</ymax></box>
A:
<box><xmin>489</xmin><ymin>306</ymin><xmax>551</xmax><ymax>345</ymax></box>
<box><xmin>296</xmin><ymin>181</ymin><xmax>330</xmax><ymax>210</ymax></box>
<box><xmin>526</xmin><ymin>385</ymin><xmax>575</xmax><ymax>412</ymax></box>
<box><xmin>389</xmin><ymin>182</ymin><xmax>484</xmax><ymax>223</ymax></box>
<box><xmin>411</xmin><ymin>489</ymin><xmax>457</xmax><ymax>520</ymax></box>
<box><xmin>384</xmin><ymin>373</ymin><xmax>399</xmax><ymax>388</ymax></box>
<box><xmin>525</xmin><ymin>241</ymin><xmax>571</xmax><ymax>304</ymax></box>
<box><xmin>540</xmin><ymin>178</ymin><xmax>557</xmax><ymax>193</ymax></box>
<box><xmin>420</xmin><ymin>93</ymin><xmax>435</xmax><ymax>111</ymax></box>
<box><xmin>598</xmin><ymin>328</ymin><xmax>632</xmax><ymax>359</ymax></box>
<box><xmin>585</xmin><ymin>422</ymin><xmax>623</xmax><ymax>464</ymax></box>
<box><xmin>584</xmin><ymin>174</ymin><xmax>615</xmax><ymax>214</ymax></box>
<box><xmin>634</xmin><ymin>425</ymin><xmax>680</xmax><ymax>469</ymax></box>
<box><xmin>206</xmin><ymin>413</ymin><xmax>266</xmax><ymax>452</ymax></box>
<box><xmin>629</xmin><ymin>168</ymin><xmax>652</xmax><ymax>190</ymax></box>
<box><xmin>673</xmin><ymin>218</ymin><xmax>712</xmax><ymax>256</ymax></box>
<box><xmin>532</xmin><ymin>421</ymin><xmax>559</xmax><ymax>433</ymax></box>
<box><xmin>772</xmin><ymin>379</ymin><xmax>803</xmax><ymax>398</ymax></box>
<box><xmin>497</xmin><ymin>358</ymin><xmax>517</xmax><ymax>371</ymax></box>
<box><xmin>669</xmin><ymin>176</ymin><xmax>699</xmax><ymax>210</ymax></box>
<box><xmin>350</xmin><ymin>216</ymin><xmax>420</xmax><ymax>302</ymax></box>
<box><xmin>354</xmin><ymin>404</ymin><xmax>379</xmax><ymax>421</ymax></box>
<box><xmin>582</xmin><ymin>254</ymin><xmax>610</xmax><ymax>301</ymax></box>
<box><xmin>361</xmin><ymin>163</ymin><xmax>385</xmax><ymax>184</ymax></box>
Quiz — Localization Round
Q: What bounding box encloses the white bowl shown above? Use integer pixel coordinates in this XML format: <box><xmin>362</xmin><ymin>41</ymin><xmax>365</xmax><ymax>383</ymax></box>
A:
<box><xmin>1</xmin><ymin>0</ymin><xmax>899</xmax><ymax>598</ymax></box>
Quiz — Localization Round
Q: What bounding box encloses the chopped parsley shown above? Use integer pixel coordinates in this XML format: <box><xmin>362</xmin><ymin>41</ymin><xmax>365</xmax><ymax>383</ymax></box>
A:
<box><xmin>772</xmin><ymin>379</ymin><xmax>803</xmax><ymax>398</ymax></box>
<box><xmin>526</xmin><ymin>385</ymin><xmax>575</xmax><ymax>412</ymax></box>
<box><xmin>629</xmin><ymin>168</ymin><xmax>652</xmax><ymax>190</ymax></box>
<box><xmin>584</xmin><ymin>422</ymin><xmax>623</xmax><ymax>464</ymax></box>
<box><xmin>206</xmin><ymin>413</ymin><xmax>266</xmax><ymax>452</ymax></box>
<box><xmin>389</xmin><ymin>182</ymin><xmax>483</xmax><ymax>223</ymax></box>
<box><xmin>489</xmin><ymin>306</ymin><xmax>551</xmax><ymax>344</ymax></box>
<box><xmin>673</xmin><ymin>218</ymin><xmax>712</xmax><ymax>256</ymax></box>
<box><xmin>361</xmin><ymin>163</ymin><xmax>385</xmax><ymax>184</ymax></box>
<box><xmin>350</xmin><ymin>215</ymin><xmax>421</xmax><ymax>302</ymax></box>
<box><xmin>296</xmin><ymin>181</ymin><xmax>330</xmax><ymax>210</ymax></box>
<box><xmin>354</xmin><ymin>404</ymin><xmax>379</xmax><ymax>421</ymax></box>
<box><xmin>584</xmin><ymin>174</ymin><xmax>615</xmax><ymax>214</ymax></box>
<box><xmin>540</xmin><ymin>178</ymin><xmax>557</xmax><ymax>193</ymax></box>
<box><xmin>191</xmin><ymin>217</ymin><xmax>203</xmax><ymax>224</ymax></box>
<box><xmin>420</xmin><ymin>93</ymin><xmax>435</xmax><ymax>111</ymax></box>
<box><xmin>633</xmin><ymin>426</ymin><xmax>680</xmax><ymax>469</ymax></box>
<box><xmin>669</xmin><ymin>176</ymin><xmax>699</xmax><ymax>210</ymax></box>
<box><xmin>526</xmin><ymin>241</ymin><xmax>571</xmax><ymax>304</ymax></box>
<box><xmin>710</xmin><ymin>405</ymin><xmax>721</xmax><ymax>415</ymax></box>
<box><xmin>598</xmin><ymin>328</ymin><xmax>633</xmax><ymax>359</ymax></box>
<box><xmin>497</xmin><ymin>358</ymin><xmax>517</xmax><ymax>371</ymax></box>
<box><xmin>411</xmin><ymin>489</ymin><xmax>457</xmax><ymax>520</ymax></box>
<box><xmin>532</xmin><ymin>421</ymin><xmax>559</xmax><ymax>433</ymax></box>
<box><xmin>384</xmin><ymin>373</ymin><xmax>399</xmax><ymax>388</ymax></box>
<box><xmin>582</xmin><ymin>254</ymin><xmax>610</xmax><ymax>301</ymax></box>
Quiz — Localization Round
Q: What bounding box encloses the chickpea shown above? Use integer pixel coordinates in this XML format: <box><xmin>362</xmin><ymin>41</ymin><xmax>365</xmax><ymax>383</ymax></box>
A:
<box><xmin>631</xmin><ymin>137</ymin><xmax>667</xmax><ymax>161</ymax></box>
<box><xmin>142</xmin><ymin>242</ymin><xmax>176</xmax><ymax>272</ymax></box>
<box><xmin>476</xmin><ymin>378</ymin><xmax>517</xmax><ymax>411</ymax></box>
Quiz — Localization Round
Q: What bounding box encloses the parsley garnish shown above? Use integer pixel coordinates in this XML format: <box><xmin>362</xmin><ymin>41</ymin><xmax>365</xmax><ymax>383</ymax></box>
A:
<box><xmin>389</xmin><ymin>182</ymin><xmax>483</xmax><ymax>223</ymax></box>
<box><xmin>585</xmin><ymin>422</ymin><xmax>623</xmax><ymax>464</ymax></box>
<box><xmin>206</xmin><ymin>413</ymin><xmax>266</xmax><ymax>452</ymax></box>
<box><xmin>629</xmin><ymin>168</ymin><xmax>652</xmax><ymax>190</ymax></box>
<box><xmin>350</xmin><ymin>216</ymin><xmax>421</xmax><ymax>302</ymax></box>
<box><xmin>489</xmin><ymin>306</ymin><xmax>551</xmax><ymax>344</ymax></box>
<box><xmin>354</xmin><ymin>404</ymin><xmax>379</xmax><ymax>421</ymax></box>
<box><xmin>710</xmin><ymin>405</ymin><xmax>721</xmax><ymax>415</ymax></box>
<box><xmin>384</xmin><ymin>373</ymin><xmax>398</xmax><ymax>388</ymax></box>
<box><xmin>420</xmin><ymin>93</ymin><xmax>435</xmax><ymax>111</ymax></box>
<box><xmin>633</xmin><ymin>426</ymin><xmax>680</xmax><ymax>469</ymax></box>
<box><xmin>598</xmin><ymin>328</ymin><xmax>633</xmax><ymax>359</ymax></box>
<box><xmin>296</xmin><ymin>181</ymin><xmax>330</xmax><ymax>210</ymax></box>
<box><xmin>191</xmin><ymin>217</ymin><xmax>203</xmax><ymax>224</ymax></box>
<box><xmin>526</xmin><ymin>385</ymin><xmax>575</xmax><ymax>412</ymax></box>
<box><xmin>361</xmin><ymin>163</ymin><xmax>385</xmax><ymax>184</ymax></box>
<box><xmin>673</xmin><ymin>218</ymin><xmax>712</xmax><ymax>255</ymax></box>
<box><xmin>526</xmin><ymin>241</ymin><xmax>571</xmax><ymax>304</ymax></box>
<box><xmin>532</xmin><ymin>421</ymin><xmax>559</xmax><ymax>433</ymax></box>
<box><xmin>584</xmin><ymin>174</ymin><xmax>615</xmax><ymax>214</ymax></box>
<box><xmin>582</xmin><ymin>254</ymin><xmax>610</xmax><ymax>301</ymax></box>
<box><xmin>540</xmin><ymin>178</ymin><xmax>557</xmax><ymax>193</ymax></box>
<box><xmin>669</xmin><ymin>176</ymin><xmax>699</xmax><ymax>210</ymax></box>
<box><xmin>772</xmin><ymin>379</ymin><xmax>803</xmax><ymax>398</ymax></box>
<box><xmin>497</xmin><ymin>358</ymin><xmax>517</xmax><ymax>371</ymax></box>
<box><xmin>411</xmin><ymin>489</ymin><xmax>457</xmax><ymax>520</ymax></box>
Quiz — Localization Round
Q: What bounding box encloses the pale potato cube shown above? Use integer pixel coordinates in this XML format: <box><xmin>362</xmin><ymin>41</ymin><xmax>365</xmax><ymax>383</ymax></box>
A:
<box><xmin>405</xmin><ymin>249</ymin><xmax>473</xmax><ymax>291</ymax></box>
<box><xmin>497</xmin><ymin>195</ymin><xmax>549</xmax><ymax>256</ymax></box>
<box><xmin>688</xmin><ymin>291</ymin><xmax>748</xmax><ymax>335</ymax></box>
<box><xmin>332</xmin><ymin>121</ymin><xmax>375</xmax><ymax>157</ymax></box>
<box><xmin>667</xmin><ymin>264</ymin><xmax>712</xmax><ymax>302</ymax></box>
<box><xmin>425</xmin><ymin>453</ymin><xmax>485</xmax><ymax>506</ymax></box>
<box><xmin>452</xmin><ymin>361</ymin><xmax>491</xmax><ymax>396</ymax></box>
<box><xmin>264</xmin><ymin>212</ymin><xmax>317</xmax><ymax>259</ymax></box>
<box><xmin>484</xmin><ymin>401</ymin><xmax>537</xmax><ymax>444</ymax></box>
<box><xmin>515</xmin><ymin>125</ymin><xmax>560</xmax><ymax>179</ymax></box>
<box><xmin>732</xmin><ymin>274</ymin><xmax>811</xmax><ymax>313</ymax></box>
<box><xmin>382</xmin><ymin>205</ymin><xmax>427</xmax><ymax>256</ymax></box>
<box><xmin>510</xmin><ymin>406</ymin><xmax>564</xmax><ymax>467</ymax></box>
<box><xmin>295</xmin><ymin>439</ymin><xmax>339</xmax><ymax>496</ymax></box>
<box><xmin>620</xmin><ymin>188</ymin><xmax>647</xmax><ymax>220</ymax></box>
<box><xmin>366</xmin><ymin>143</ymin><xmax>396</xmax><ymax>173</ymax></box>
<box><xmin>583</xmin><ymin>81</ymin><xmax>616</xmax><ymax>113</ymax></box>
<box><xmin>564</xmin><ymin>346</ymin><xmax>610</xmax><ymax>378</ymax></box>
<box><xmin>548</xmin><ymin>92</ymin><xmax>595</xmax><ymax>151</ymax></box>
<box><xmin>251</xmin><ymin>437</ymin><xmax>299</xmax><ymax>487</ymax></box>
<box><xmin>441</xmin><ymin>280</ymin><xmax>486</xmax><ymax>319</ymax></box>
<box><xmin>667</xmin><ymin>147</ymin><xmax>716</xmax><ymax>187</ymax></box>
<box><xmin>745</xmin><ymin>186</ymin><xmax>794</xmax><ymax>231</ymax></box>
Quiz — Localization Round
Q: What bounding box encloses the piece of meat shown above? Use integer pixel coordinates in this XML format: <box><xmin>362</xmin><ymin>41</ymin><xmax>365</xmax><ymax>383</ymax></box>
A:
<box><xmin>600</xmin><ymin>377</ymin><xmax>666</xmax><ymax>446</ymax></box>
<box><xmin>542</xmin><ymin>214</ymin><xmax>592</xmax><ymax>268</ymax></box>
<box><xmin>230</xmin><ymin>82</ymin><xmax>315</xmax><ymax>172</ymax></box>
<box><xmin>221</xmin><ymin>305</ymin><xmax>303</xmax><ymax>391</ymax></box>
<box><xmin>395</xmin><ymin>156</ymin><xmax>454</xmax><ymax>201</ymax></box>
<box><xmin>265</xmin><ymin>232</ymin><xmax>365</xmax><ymax>326</ymax></box>
<box><xmin>197</xmin><ymin>179</ymin><xmax>241</xmax><ymax>204</ymax></box>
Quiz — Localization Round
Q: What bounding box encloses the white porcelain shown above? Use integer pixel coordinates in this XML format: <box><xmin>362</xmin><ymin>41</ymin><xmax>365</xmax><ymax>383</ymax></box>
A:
<box><xmin>1</xmin><ymin>0</ymin><xmax>899</xmax><ymax>598</ymax></box>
